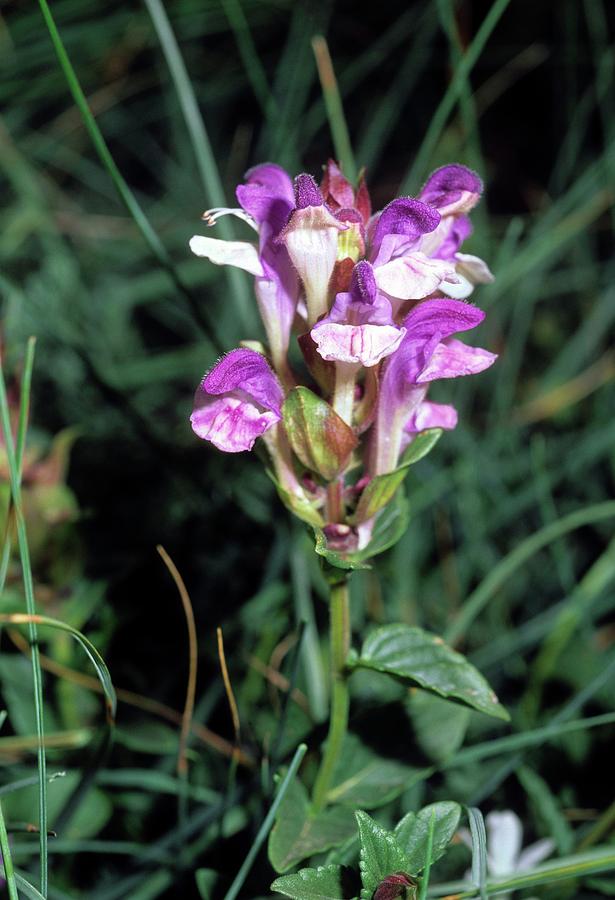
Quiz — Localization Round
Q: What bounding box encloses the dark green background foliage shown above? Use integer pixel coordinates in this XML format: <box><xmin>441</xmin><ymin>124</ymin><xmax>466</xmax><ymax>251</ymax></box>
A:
<box><xmin>1</xmin><ymin>0</ymin><xmax>614</xmax><ymax>896</ymax></box>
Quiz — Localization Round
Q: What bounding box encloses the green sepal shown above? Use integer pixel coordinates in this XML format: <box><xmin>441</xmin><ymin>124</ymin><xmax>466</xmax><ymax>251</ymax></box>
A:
<box><xmin>266</xmin><ymin>469</ymin><xmax>325</xmax><ymax>528</ymax></box>
<box><xmin>350</xmin><ymin>429</ymin><xmax>442</xmax><ymax>524</ymax></box>
<box><xmin>283</xmin><ymin>386</ymin><xmax>357</xmax><ymax>481</ymax></box>
<box><xmin>351</xmin><ymin>624</ymin><xmax>510</xmax><ymax>720</ymax></box>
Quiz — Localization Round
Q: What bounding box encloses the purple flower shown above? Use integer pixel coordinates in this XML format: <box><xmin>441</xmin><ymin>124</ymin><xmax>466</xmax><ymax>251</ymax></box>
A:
<box><xmin>190</xmin><ymin>164</ymin><xmax>299</xmax><ymax>379</ymax></box>
<box><xmin>367</xmin><ymin>197</ymin><xmax>461</xmax><ymax>304</ymax></box>
<box><xmin>418</xmin><ymin>164</ymin><xmax>494</xmax><ymax>299</ymax></box>
<box><xmin>370</xmin><ymin>298</ymin><xmax>497</xmax><ymax>473</ymax></box>
<box><xmin>311</xmin><ymin>261</ymin><xmax>405</xmax><ymax>367</ymax></box>
<box><xmin>279</xmin><ymin>174</ymin><xmax>347</xmax><ymax>326</ymax></box>
<box><xmin>401</xmin><ymin>399</ymin><xmax>458</xmax><ymax>454</ymax></box>
<box><xmin>191</xmin><ymin>348</ymin><xmax>284</xmax><ymax>453</ymax></box>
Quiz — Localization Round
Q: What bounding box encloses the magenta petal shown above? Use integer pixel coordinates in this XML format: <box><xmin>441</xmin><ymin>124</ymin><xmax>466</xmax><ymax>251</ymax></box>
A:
<box><xmin>236</xmin><ymin>163</ymin><xmax>294</xmax><ymax>236</ymax></box>
<box><xmin>203</xmin><ymin>348</ymin><xmax>284</xmax><ymax>413</ymax></box>
<box><xmin>372</xmin><ymin>198</ymin><xmax>440</xmax><ymax>256</ymax></box>
<box><xmin>191</xmin><ymin>395</ymin><xmax>279</xmax><ymax>452</ymax></box>
<box><xmin>406</xmin><ymin>401</ymin><xmax>458</xmax><ymax>432</ymax></box>
<box><xmin>416</xmin><ymin>337</ymin><xmax>497</xmax><ymax>383</ymax></box>
<box><xmin>419</xmin><ymin>164</ymin><xmax>482</xmax><ymax>214</ymax></box>
<box><xmin>191</xmin><ymin>348</ymin><xmax>284</xmax><ymax>452</ymax></box>
<box><xmin>294</xmin><ymin>173</ymin><xmax>324</xmax><ymax>209</ymax></box>
<box><xmin>402</xmin><ymin>298</ymin><xmax>485</xmax><ymax>340</ymax></box>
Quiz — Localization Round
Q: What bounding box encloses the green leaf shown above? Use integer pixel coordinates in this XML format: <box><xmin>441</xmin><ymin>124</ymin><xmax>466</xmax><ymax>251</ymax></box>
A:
<box><xmin>394</xmin><ymin>802</ymin><xmax>461</xmax><ymax>875</ymax></box>
<box><xmin>327</xmin><ymin>734</ymin><xmax>424</xmax><ymax>809</ymax></box>
<box><xmin>356</xmin><ymin>811</ymin><xmax>411</xmax><ymax>899</ymax></box>
<box><xmin>195</xmin><ymin>868</ymin><xmax>218</xmax><ymax>899</ymax></box>
<box><xmin>271</xmin><ymin>864</ymin><xmax>360</xmax><ymax>899</ymax></box>
<box><xmin>268</xmin><ymin>776</ymin><xmax>355</xmax><ymax>873</ymax></box>
<box><xmin>407</xmin><ymin>692</ymin><xmax>470</xmax><ymax>764</ymax></box>
<box><xmin>353</xmin><ymin>624</ymin><xmax>509</xmax><ymax>720</ymax></box>
<box><xmin>283</xmin><ymin>387</ymin><xmax>357</xmax><ymax>481</ymax></box>
<box><xmin>351</xmin><ymin>430</ymin><xmax>442</xmax><ymax>524</ymax></box>
<box><xmin>354</xmin><ymin>490</ymin><xmax>410</xmax><ymax>560</ymax></box>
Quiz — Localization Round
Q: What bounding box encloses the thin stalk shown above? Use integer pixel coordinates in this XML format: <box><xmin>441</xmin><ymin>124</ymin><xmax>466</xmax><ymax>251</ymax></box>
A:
<box><xmin>312</xmin><ymin>36</ymin><xmax>357</xmax><ymax>183</ymax></box>
<box><xmin>0</xmin><ymin>342</ymin><xmax>47</xmax><ymax>894</ymax></box>
<box><xmin>222</xmin><ymin>743</ymin><xmax>307</xmax><ymax>900</ymax></box>
<box><xmin>0</xmin><ymin>796</ymin><xmax>19</xmax><ymax>900</ymax></box>
<box><xmin>312</xmin><ymin>579</ymin><xmax>351</xmax><ymax>812</ymax></box>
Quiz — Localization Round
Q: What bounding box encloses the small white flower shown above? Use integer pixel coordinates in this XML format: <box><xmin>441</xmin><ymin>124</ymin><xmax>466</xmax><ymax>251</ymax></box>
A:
<box><xmin>460</xmin><ymin>810</ymin><xmax>555</xmax><ymax>898</ymax></box>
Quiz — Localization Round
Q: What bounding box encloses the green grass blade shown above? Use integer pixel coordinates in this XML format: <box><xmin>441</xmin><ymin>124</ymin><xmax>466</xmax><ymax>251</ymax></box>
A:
<box><xmin>0</xmin><ymin>796</ymin><xmax>19</xmax><ymax>900</ymax></box>
<box><xmin>221</xmin><ymin>0</ymin><xmax>275</xmax><ymax>118</ymax></box>
<box><xmin>35</xmin><ymin>0</ymin><xmax>219</xmax><ymax>342</ymax></box>
<box><xmin>142</xmin><ymin>0</ymin><xmax>256</xmax><ymax>334</ymax></box>
<box><xmin>445</xmin><ymin>500</ymin><xmax>615</xmax><ymax>644</ymax></box>
<box><xmin>399</xmin><ymin>0</ymin><xmax>512</xmax><ymax>192</ymax></box>
<box><xmin>0</xmin><ymin>336</ymin><xmax>36</xmax><ymax>595</ymax></box>
<box><xmin>0</xmin><ymin>342</ymin><xmax>48</xmax><ymax>895</ymax></box>
<box><xmin>13</xmin><ymin>872</ymin><xmax>47</xmax><ymax>900</ymax></box>
<box><xmin>222</xmin><ymin>743</ymin><xmax>307</xmax><ymax>900</ymax></box>
<box><xmin>0</xmin><ymin>612</ymin><xmax>117</xmax><ymax>723</ymax></box>
<box><xmin>466</xmin><ymin>808</ymin><xmax>488</xmax><ymax>900</ymax></box>
<box><xmin>312</xmin><ymin>35</ymin><xmax>357</xmax><ymax>183</ymax></box>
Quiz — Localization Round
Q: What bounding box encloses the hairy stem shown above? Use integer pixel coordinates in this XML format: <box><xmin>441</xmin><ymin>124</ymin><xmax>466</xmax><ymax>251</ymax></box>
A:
<box><xmin>311</xmin><ymin>578</ymin><xmax>350</xmax><ymax>811</ymax></box>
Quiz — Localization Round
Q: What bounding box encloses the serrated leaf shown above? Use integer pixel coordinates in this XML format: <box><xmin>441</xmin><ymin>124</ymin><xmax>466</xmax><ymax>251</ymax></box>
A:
<box><xmin>394</xmin><ymin>802</ymin><xmax>461</xmax><ymax>875</ymax></box>
<box><xmin>356</xmin><ymin>811</ymin><xmax>410</xmax><ymax>898</ymax></box>
<box><xmin>283</xmin><ymin>386</ymin><xmax>357</xmax><ymax>481</ymax></box>
<box><xmin>271</xmin><ymin>864</ymin><xmax>360</xmax><ymax>899</ymax></box>
<box><xmin>351</xmin><ymin>430</ymin><xmax>442</xmax><ymax>524</ymax></box>
<box><xmin>407</xmin><ymin>691</ymin><xmax>471</xmax><ymax>764</ymax></box>
<box><xmin>269</xmin><ymin>776</ymin><xmax>356</xmax><ymax>873</ymax></box>
<box><xmin>327</xmin><ymin>734</ymin><xmax>423</xmax><ymax>809</ymax></box>
<box><xmin>353</xmin><ymin>624</ymin><xmax>509</xmax><ymax>720</ymax></box>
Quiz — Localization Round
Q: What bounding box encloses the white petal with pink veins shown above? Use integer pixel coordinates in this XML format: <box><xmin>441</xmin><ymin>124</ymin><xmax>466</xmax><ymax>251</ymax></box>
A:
<box><xmin>374</xmin><ymin>252</ymin><xmax>458</xmax><ymax>300</ymax></box>
<box><xmin>456</xmin><ymin>252</ymin><xmax>495</xmax><ymax>284</ymax></box>
<box><xmin>189</xmin><ymin>236</ymin><xmax>264</xmax><ymax>276</ymax></box>
<box><xmin>312</xmin><ymin>323</ymin><xmax>405</xmax><ymax>367</ymax></box>
<box><xmin>191</xmin><ymin>395</ymin><xmax>279</xmax><ymax>453</ymax></box>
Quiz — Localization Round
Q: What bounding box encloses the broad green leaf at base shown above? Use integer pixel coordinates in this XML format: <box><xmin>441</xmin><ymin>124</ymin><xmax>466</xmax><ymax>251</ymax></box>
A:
<box><xmin>271</xmin><ymin>864</ymin><xmax>360</xmax><ymax>899</ymax></box>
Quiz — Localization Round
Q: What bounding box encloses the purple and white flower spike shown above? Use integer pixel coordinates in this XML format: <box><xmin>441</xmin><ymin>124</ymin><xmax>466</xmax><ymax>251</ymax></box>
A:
<box><xmin>191</xmin><ymin>348</ymin><xmax>284</xmax><ymax>453</ymax></box>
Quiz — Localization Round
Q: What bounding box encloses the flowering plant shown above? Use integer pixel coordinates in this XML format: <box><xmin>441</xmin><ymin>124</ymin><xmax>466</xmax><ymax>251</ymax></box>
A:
<box><xmin>190</xmin><ymin>160</ymin><xmax>507</xmax><ymax>895</ymax></box>
<box><xmin>190</xmin><ymin>160</ymin><xmax>495</xmax><ymax>567</ymax></box>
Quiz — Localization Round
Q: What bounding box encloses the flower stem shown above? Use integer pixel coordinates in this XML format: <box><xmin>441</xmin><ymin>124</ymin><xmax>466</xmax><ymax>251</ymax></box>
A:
<box><xmin>311</xmin><ymin>578</ymin><xmax>350</xmax><ymax>812</ymax></box>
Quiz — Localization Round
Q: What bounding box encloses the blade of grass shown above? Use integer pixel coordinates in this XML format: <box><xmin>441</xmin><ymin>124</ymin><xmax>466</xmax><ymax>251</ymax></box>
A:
<box><xmin>399</xmin><ymin>0</ymin><xmax>513</xmax><ymax>192</ymax></box>
<box><xmin>220</xmin><ymin>0</ymin><xmax>276</xmax><ymax>120</ymax></box>
<box><xmin>35</xmin><ymin>0</ymin><xmax>221</xmax><ymax>345</ymax></box>
<box><xmin>0</xmin><ymin>613</ymin><xmax>116</xmax><ymax>723</ymax></box>
<box><xmin>142</xmin><ymin>0</ymin><xmax>256</xmax><ymax>334</ymax></box>
<box><xmin>311</xmin><ymin>36</ymin><xmax>356</xmax><ymax>183</ymax></box>
<box><xmin>445</xmin><ymin>500</ymin><xmax>615</xmax><ymax>644</ymax></box>
<box><xmin>467</xmin><ymin>807</ymin><xmax>488</xmax><ymax>900</ymax></box>
<box><xmin>222</xmin><ymin>742</ymin><xmax>307</xmax><ymax>900</ymax></box>
<box><xmin>0</xmin><ymin>339</ymin><xmax>48</xmax><ymax>894</ymax></box>
<box><xmin>0</xmin><ymin>796</ymin><xmax>19</xmax><ymax>900</ymax></box>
